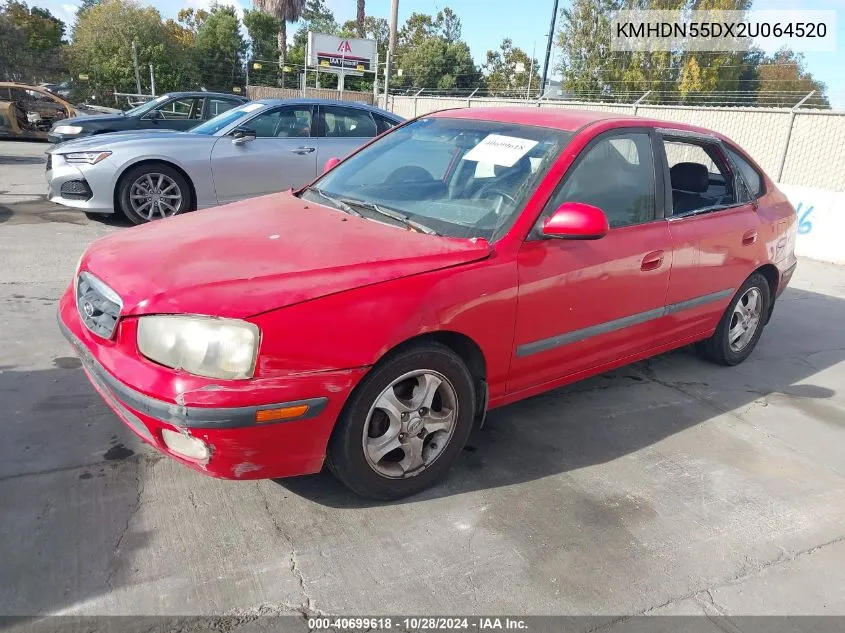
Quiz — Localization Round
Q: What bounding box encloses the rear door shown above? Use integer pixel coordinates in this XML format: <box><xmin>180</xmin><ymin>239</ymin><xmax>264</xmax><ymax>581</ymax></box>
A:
<box><xmin>509</xmin><ymin>128</ymin><xmax>673</xmax><ymax>395</ymax></box>
<box><xmin>315</xmin><ymin>105</ymin><xmax>380</xmax><ymax>167</ymax></box>
<box><xmin>653</xmin><ymin>130</ymin><xmax>762</xmax><ymax>346</ymax></box>
<box><xmin>209</xmin><ymin>104</ymin><xmax>317</xmax><ymax>204</ymax></box>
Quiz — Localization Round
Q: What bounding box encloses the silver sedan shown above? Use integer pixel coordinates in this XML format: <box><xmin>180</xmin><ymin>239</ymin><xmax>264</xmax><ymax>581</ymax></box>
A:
<box><xmin>46</xmin><ymin>99</ymin><xmax>403</xmax><ymax>224</ymax></box>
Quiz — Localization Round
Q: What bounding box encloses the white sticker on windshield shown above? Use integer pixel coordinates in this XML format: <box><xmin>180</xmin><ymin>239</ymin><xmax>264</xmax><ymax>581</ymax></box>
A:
<box><xmin>462</xmin><ymin>134</ymin><xmax>539</xmax><ymax>167</ymax></box>
<box><xmin>240</xmin><ymin>103</ymin><xmax>264</xmax><ymax>112</ymax></box>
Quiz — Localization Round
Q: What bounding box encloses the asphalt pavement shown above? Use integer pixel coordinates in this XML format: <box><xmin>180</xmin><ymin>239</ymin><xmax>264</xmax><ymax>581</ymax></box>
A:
<box><xmin>2</xmin><ymin>139</ymin><xmax>845</xmax><ymax>625</ymax></box>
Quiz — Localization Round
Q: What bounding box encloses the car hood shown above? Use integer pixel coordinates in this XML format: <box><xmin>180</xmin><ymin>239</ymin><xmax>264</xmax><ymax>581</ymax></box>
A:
<box><xmin>58</xmin><ymin>113</ymin><xmax>125</xmax><ymax>126</ymax></box>
<box><xmin>79</xmin><ymin>193</ymin><xmax>492</xmax><ymax>319</ymax></box>
<box><xmin>48</xmin><ymin>130</ymin><xmax>199</xmax><ymax>152</ymax></box>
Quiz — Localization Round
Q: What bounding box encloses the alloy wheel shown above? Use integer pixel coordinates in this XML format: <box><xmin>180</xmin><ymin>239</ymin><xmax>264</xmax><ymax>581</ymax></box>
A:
<box><xmin>362</xmin><ymin>370</ymin><xmax>459</xmax><ymax>479</ymax></box>
<box><xmin>728</xmin><ymin>287</ymin><xmax>763</xmax><ymax>352</ymax></box>
<box><xmin>129</xmin><ymin>173</ymin><xmax>183</xmax><ymax>221</ymax></box>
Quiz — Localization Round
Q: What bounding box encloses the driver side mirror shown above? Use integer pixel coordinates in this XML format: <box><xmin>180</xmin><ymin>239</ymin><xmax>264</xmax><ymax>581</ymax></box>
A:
<box><xmin>232</xmin><ymin>127</ymin><xmax>256</xmax><ymax>145</ymax></box>
<box><xmin>542</xmin><ymin>202</ymin><xmax>609</xmax><ymax>240</ymax></box>
<box><xmin>322</xmin><ymin>156</ymin><xmax>341</xmax><ymax>173</ymax></box>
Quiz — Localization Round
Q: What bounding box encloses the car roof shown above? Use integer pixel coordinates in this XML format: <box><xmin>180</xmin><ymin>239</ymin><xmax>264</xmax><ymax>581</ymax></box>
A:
<box><xmin>255</xmin><ymin>98</ymin><xmax>401</xmax><ymax>119</ymax></box>
<box><xmin>428</xmin><ymin>107</ymin><xmax>724</xmax><ymax>138</ymax></box>
<box><xmin>164</xmin><ymin>91</ymin><xmax>248</xmax><ymax>100</ymax></box>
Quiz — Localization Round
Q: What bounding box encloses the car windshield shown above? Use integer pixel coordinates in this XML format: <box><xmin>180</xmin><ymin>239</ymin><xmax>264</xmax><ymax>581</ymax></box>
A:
<box><xmin>189</xmin><ymin>102</ymin><xmax>264</xmax><ymax>135</ymax></box>
<box><xmin>300</xmin><ymin>117</ymin><xmax>572</xmax><ymax>240</ymax></box>
<box><xmin>124</xmin><ymin>94</ymin><xmax>170</xmax><ymax>117</ymax></box>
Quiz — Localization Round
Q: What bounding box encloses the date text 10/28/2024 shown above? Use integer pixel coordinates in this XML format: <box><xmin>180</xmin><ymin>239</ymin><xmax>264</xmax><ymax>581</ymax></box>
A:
<box><xmin>307</xmin><ymin>617</ymin><xmax>529</xmax><ymax>630</ymax></box>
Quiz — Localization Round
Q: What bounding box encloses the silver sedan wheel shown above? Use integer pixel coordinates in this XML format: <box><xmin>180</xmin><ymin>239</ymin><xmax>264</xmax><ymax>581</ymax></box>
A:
<box><xmin>129</xmin><ymin>173</ymin><xmax>183</xmax><ymax>221</ymax></box>
<box><xmin>728</xmin><ymin>287</ymin><xmax>763</xmax><ymax>352</ymax></box>
<box><xmin>362</xmin><ymin>370</ymin><xmax>459</xmax><ymax>479</ymax></box>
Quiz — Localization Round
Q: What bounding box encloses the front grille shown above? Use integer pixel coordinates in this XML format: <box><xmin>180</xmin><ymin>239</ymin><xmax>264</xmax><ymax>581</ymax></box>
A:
<box><xmin>76</xmin><ymin>272</ymin><xmax>123</xmax><ymax>339</ymax></box>
<box><xmin>60</xmin><ymin>179</ymin><xmax>92</xmax><ymax>200</ymax></box>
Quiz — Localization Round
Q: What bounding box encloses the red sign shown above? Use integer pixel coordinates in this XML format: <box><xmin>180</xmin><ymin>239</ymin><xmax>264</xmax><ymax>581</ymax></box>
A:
<box><xmin>337</xmin><ymin>40</ymin><xmax>353</xmax><ymax>54</ymax></box>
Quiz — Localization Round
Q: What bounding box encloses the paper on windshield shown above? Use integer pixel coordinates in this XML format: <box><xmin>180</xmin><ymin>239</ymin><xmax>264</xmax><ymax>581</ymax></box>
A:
<box><xmin>462</xmin><ymin>134</ymin><xmax>539</xmax><ymax>167</ymax></box>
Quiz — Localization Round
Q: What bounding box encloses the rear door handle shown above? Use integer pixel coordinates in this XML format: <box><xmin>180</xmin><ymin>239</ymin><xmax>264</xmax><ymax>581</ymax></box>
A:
<box><xmin>742</xmin><ymin>229</ymin><xmax>758</xmax><ymax>246</ymax></box>
<box><xmin>641</xmin><ymin>250</ymin><xmax>665</xmax><ymax>271</ymax></box>
<box><xmin>291</xmin><ymin>147</ymin><xmax>316</xmax><ymax>154</ymax></box>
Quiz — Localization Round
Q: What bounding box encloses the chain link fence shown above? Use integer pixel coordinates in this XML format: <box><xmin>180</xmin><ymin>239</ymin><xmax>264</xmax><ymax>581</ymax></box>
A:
<box><xmin>387</xmin><ymin>95</ymin><xmax>845</xmax><ymax>191</ymax></box>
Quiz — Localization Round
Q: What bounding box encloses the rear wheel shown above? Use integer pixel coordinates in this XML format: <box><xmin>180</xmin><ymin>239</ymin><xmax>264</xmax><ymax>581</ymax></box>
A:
<box><xmin>695</xmin><ymin>273</ymin><xmax>770</xmax><ymax>366</ymax></box>
<box><xmin>117</xmin><ymin>163</ymin><xmax>191</xmax><ymax>225</ymax></box>
<box><xmin>327</xmin><ymin>343</ymin><xmax>476</xmax><ymax>500</ymax></box>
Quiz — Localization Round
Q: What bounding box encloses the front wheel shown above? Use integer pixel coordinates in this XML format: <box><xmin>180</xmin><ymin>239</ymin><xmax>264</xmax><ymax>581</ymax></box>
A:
<box><xmin>327</xmin><ymin>343</ymin><xmax>476</xmax><ymax>500</ymax></box>
<box><xmin>117</xmin><ymin>163</ymin><xmax>191</xmax><ymax>225</ymax></box>
<box><xmin>695</xmin><ymin>273</ymin><xmax>770</xmax><ymax>366</ymax></box>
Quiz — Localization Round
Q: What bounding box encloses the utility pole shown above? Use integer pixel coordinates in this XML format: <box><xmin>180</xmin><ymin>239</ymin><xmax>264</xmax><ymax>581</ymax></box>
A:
<box><xmin>540</xmin><ymin>0</ymin><xmax>559</xmax><ymax>99</ymax></box>
<box><xmin>131</xmin><ymin>40</ymin><xmax>142</xmax><ymax>95</ymax></box>
<box><xmin>527</xmin><ymin>41</ymin><xmax>536</xmax><ymax>100</ymax></box>
<box><xmin>384</xmin><ymin>0</ymin><xmax>399</xmax><ymax>109</ymax></box>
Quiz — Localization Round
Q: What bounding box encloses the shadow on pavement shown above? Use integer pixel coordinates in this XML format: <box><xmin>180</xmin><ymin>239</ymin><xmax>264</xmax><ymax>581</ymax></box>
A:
<box><xmin>276</xmin><ymin>285</ymin><xmax>845</xmax><ymax>507</ymax></box>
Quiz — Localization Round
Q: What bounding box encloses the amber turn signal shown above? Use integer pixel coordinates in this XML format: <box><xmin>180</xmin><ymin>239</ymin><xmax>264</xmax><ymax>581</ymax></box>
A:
<box><xmin>255</xmin><ymin>404</ymin><xmax>309</xmax><ymax>423</ymax></box>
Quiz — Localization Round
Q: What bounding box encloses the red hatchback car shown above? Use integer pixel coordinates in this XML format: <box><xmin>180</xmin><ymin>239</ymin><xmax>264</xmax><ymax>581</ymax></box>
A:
<box><xmin>59</xmin><ymin>108</ymin><xmax>797</xmax><ymax>499</ymax></box>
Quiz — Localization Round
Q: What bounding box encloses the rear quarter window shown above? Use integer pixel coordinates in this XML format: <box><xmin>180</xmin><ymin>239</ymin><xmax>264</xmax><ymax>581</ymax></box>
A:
<box><xmin>725</xmin><ymin>146</ymin><xmax>765</xmax><ymax>199</ymax></box>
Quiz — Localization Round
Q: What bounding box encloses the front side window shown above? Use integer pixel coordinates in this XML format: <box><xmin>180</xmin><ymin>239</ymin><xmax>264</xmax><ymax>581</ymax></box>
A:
<box><xmin>546</xmin><ymin>132</ymin><xmax>656</xmax><ymax>228</ymax></box>
<box><xmin>244</xmin><ymin>106</ymin><xmax>312</xmax><ymax>138</ymax></box>
<box><xmin>302</xmin><ymin>117</ymin><xmax>572</xmax><ymax>240</ymax></box>
<box><xmin>662</xmin><ymin>138</ymin><xmax>737</xmax><ymax>214</ymax></box>
<box><xmin>319</xmin><ymin>106</ymin><xmax>377</xmax><ymax>138</ymax></box>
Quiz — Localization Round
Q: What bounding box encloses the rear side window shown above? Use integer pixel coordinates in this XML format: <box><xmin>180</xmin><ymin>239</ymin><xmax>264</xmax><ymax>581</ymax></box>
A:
<box><xmin>725</xmin><ymin>146</ymin><xmax>764</xmax><ymax>199</ymax></box>
<box><xmin>207</xmin><ymin>98</ymin><xmax>239</xmax><ymax>118</ymax></box>
<box><xmin>319</xmin><ymin>106</ymin><xmax>378</xmax><ymax>138</ymax></box>
<box><xmin>373</xmin><ymin>113</ymin><xmax>398</xmax><ymax>134</ymax></box>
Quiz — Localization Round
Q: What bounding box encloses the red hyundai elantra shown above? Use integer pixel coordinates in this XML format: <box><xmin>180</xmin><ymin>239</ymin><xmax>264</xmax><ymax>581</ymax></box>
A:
<box><xmin>59</xmin><ymin>108</ymin><xmax>797</xmax><ymax>499</ymax></box>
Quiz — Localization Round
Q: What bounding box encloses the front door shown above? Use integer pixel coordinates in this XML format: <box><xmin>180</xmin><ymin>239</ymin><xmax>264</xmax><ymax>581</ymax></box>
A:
<box><xmin>509</xmin><ymin>129</ymin><xmax>672</xmax><ymax>396</ymax></box>
<box><xmin>209</xmin><ymin>104</ymin><xmax>317</xmax><ymax>204</ymax></box>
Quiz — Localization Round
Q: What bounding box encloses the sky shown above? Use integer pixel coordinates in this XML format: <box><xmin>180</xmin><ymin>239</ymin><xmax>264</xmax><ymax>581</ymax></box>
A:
<box><xmin>36</xmin><ymin>0</ymin><xmax>845</xmax><ymax>107</ymax></box>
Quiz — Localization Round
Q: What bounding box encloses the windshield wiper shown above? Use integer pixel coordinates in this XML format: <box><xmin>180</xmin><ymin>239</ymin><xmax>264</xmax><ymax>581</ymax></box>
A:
<box><xmin>304</xmin><ymin>187</ymin><xmax>362</xmax><ymax>217</ymax></box>
<box><xmin>339</xmin><ymin>198</ymin><xmax>439</xmax><ymax>235</ymax></box>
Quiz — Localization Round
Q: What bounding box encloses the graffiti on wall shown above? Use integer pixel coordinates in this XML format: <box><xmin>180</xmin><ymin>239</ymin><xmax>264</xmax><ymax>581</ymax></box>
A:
<box><xmin>778</xmin><ymin>183</ymin><xmax>844</xmax><ymax>265</ymax></box>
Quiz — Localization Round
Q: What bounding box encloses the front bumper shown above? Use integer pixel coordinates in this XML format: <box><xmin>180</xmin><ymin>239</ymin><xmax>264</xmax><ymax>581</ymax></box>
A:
<box><xmin>58</xmin><ymin>286</ymin><xmax>366</xmax><ymax>479</ymax></box>
<box><xmin>46</xmin><ymin>154</ymin><xmax>117</xmax><ymax>214</ymax></box>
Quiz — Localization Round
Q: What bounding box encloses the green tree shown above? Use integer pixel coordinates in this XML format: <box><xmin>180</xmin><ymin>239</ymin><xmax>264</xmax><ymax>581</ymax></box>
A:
<box><xmin>756</xmin><ymin>49</ymin><xmax>829</xmax><ymax>108</ymax></box>
<box><xmin>193</xmin><ymin>4</ymin><xmax>247</xmax><ymax>91</ymax></box>
<box><xmin>0</xmin><ymin>1</ymin><xmax>66</xmax><ymax>82</ymax></box>
<box><xmin>394</xmin><ymin>6</ymin><xmax>477</xmax><ymax>91</ymax></box>
<box><xmin>244</xmin><ymin>8</ymin><xmax>280</xmax><ymax>61</ymax></box>
<box><xmin>483</xmin><ymin>38</ymin><xmax>541</xmax><ymax>97</ymax></box>
<box><xmin>253</xmin><ymin>0</ymin><xmax>307</xmax><ymax>84</ymax></box>
<box><xmin>68</xmin><ymin>0</ymin><xmax>194</xmax><ymax>101</ymax></box>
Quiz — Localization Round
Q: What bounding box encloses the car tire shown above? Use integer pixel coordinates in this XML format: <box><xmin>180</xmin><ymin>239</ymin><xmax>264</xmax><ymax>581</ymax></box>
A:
<box><xmin>327</xmin><ymin>342</ymin><xmax>476</xmax><ymax>500</ymax></box>
<box><xmin>695</xmin><ymin>272</ymin><xmax>770</xmax><ymax>366</ymax></box>
<box><xmin>117</xmin><ymin>163</ymin><xmax>191</xmax><ymax>225</ymax></box>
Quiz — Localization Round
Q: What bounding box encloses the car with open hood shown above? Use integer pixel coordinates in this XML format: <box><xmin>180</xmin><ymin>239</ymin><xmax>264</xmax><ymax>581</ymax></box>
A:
<box><xmin>58</xmin><ymin>107</ymin><xmax>798</xmax><ymax>499</ymax></box>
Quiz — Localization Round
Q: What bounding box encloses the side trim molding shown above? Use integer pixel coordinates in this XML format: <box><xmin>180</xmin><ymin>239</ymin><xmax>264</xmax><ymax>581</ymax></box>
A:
<box><xmin>516</xmin><ymin>288</ymin><xmax>734</xmax><ymax>358</ymax></box>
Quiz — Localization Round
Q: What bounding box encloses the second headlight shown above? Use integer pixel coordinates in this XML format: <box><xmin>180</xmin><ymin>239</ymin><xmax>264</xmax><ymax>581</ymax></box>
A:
<box><xmin>137</xmin><ymin>315</ymin><xmax>259</xmax><ymax>380</ymax></box>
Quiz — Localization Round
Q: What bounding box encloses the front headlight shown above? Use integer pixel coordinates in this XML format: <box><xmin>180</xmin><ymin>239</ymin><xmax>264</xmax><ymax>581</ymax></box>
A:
<box><xmin>61</xmin><ymin>151</ymin><xmax>112</xmax><ymax>164</ymax></box>
<box><xmin>53</xmin><ymin>125</ymin><xmax>84</xmax><ymax>135</ymax></box>
<box><xmin>137</xmin><ymin>316</ymin><xmax>260</xmax><ymax>380</ymax></box>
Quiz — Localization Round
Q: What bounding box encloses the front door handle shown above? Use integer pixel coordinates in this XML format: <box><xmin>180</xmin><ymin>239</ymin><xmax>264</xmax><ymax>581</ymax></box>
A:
<box><xmin>291</xmin><ymin>147</ymin><xmax>316</xmax><ymax>155</ymax></box>
<box><xmin>742</xmin><ymin>229</ymin><xmax>758</xmax><ymax>246</ymax></box>
<box><xmin>641</xmin><ymin>250</ymin><xmax>665</xmax><ymax>271</ymax></box>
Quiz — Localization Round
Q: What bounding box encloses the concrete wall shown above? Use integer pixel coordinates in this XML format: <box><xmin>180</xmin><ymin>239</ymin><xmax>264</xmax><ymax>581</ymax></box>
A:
<box><xmin>388</xmin><ymin>96</ymin><xmax>844</xmax><ymax>191</ymax></box>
